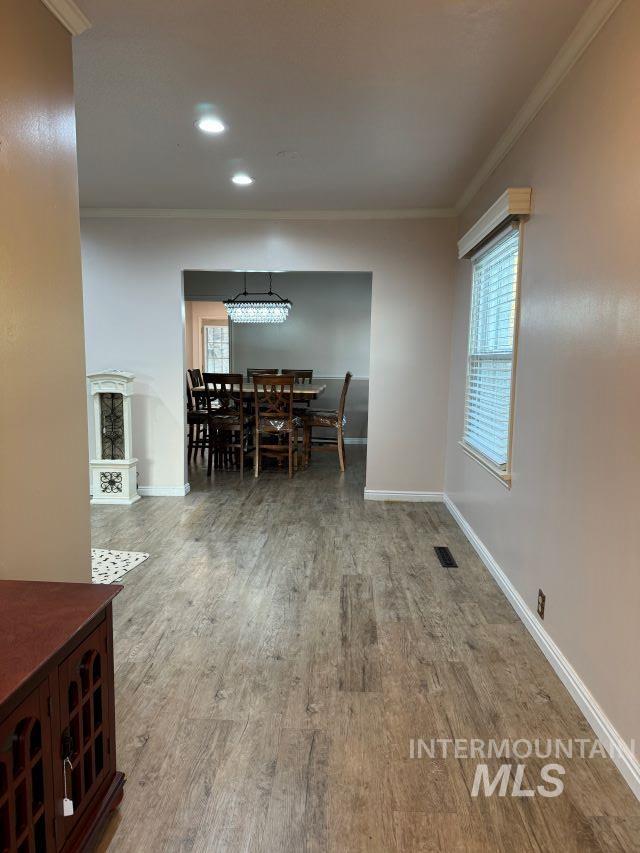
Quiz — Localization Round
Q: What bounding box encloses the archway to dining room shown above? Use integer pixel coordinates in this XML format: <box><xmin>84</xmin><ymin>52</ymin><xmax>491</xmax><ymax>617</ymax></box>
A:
<box><xmin>181</xmin><ymin>269</ymin><xmax>372</xmax><ymax>493</ymax></box>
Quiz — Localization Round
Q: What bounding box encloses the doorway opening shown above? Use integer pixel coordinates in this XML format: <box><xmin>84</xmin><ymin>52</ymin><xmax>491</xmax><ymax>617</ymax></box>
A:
<box><xmin>182</xmin><ymin>269</ymin><xmax>372</xmax><ymax>488</ymax></box>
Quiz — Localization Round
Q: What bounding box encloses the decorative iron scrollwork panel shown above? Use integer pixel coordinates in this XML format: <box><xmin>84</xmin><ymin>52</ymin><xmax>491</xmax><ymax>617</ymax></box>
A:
<box><xmin>99</xmin><ymin>393</ymin><xmax>125</xmax><ymax>459</ymax></box>
<box><xmin>100</xmin><ymin>472</ymin><xmax>123</xmax><ymax>494</ymax></box>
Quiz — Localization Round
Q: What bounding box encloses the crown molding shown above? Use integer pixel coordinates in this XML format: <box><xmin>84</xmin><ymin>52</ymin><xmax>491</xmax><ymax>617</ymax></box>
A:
<box><xmin>458</xmin><ymin>187</ymin><xmax>531</xmax><ymax>259</ymax></box>
<box><xmin>79</xmin><ymin>207</ymin><xmax>457</xmax><ymax>222</ymax></box>
<box><xmin>40</xmin><ymin>0</ymin><xmax>91</xmax><ymax>35</ymax></box>
<box><xmin>456</xmin><ymin>0</ymin><xmax>622</xmax><ymax>214</ymax></box>
<box><xmin>66</xmin><ymin>1</ymin><xmax>620</xmax><ymax>219</ymax></box>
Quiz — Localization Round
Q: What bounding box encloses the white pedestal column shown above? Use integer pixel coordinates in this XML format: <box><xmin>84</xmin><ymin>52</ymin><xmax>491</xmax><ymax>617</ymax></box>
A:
<box><xmin>88</xmin><ymin>370</ymin><xmax>140</xmax><ymax>505</ymax></box>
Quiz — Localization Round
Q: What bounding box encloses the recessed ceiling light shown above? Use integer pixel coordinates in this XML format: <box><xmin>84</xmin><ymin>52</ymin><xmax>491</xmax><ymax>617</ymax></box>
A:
<box><xmin>196</xmin><ymin>117</ymin><xmax>226</xmax><ymax>134</ymax></box>
<box><xmin>232</xmin><ymin>173</ymin><xmax>254</xmax><ymax>186</ymax></box>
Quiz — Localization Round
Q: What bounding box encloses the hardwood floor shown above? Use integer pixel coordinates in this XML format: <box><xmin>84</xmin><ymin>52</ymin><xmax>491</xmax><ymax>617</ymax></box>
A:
<box><xmin>92</xmin><ymin>449</ymin><xmax>640</xmax><ymax>852</ymax></box>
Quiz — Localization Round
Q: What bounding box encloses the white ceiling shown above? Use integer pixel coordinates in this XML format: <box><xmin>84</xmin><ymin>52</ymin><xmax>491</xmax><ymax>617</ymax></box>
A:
<box><xmin>73</xmin><ymin>0</ymin><xmax>589</xmax><ymax>211</ymax></box>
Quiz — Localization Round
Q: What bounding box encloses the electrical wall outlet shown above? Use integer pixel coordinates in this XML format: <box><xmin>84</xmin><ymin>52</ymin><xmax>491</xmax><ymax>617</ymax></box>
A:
<box><xmin>537</xmin><ymin>589</ymin><xmax>546</xmax><ymax>620</ymax></box>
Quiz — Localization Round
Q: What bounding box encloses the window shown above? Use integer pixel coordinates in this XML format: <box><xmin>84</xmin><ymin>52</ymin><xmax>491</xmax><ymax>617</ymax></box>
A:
<box><xmin>462</xmin><ymin>225</ymin><xmax>521</xmax><ymax>480</ymax></box>
<box><xmin>203</xmin><ymin>321</ymin><xmax>230</xmax><ymax>373</ymax></box>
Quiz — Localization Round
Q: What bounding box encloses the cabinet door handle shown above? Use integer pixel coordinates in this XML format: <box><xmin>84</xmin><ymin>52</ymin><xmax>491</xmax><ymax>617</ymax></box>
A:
<box><xmin>61</xmin><ymin>728</ymin><xmax>74</xmax><ymax>760</ymax></box>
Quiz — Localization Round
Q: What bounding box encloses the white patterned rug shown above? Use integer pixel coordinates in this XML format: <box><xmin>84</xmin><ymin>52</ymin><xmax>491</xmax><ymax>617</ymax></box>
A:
<box><xmin>91</xmin><ymin>549</ymin><xmax>150</xmax><ymax>584</ymax></box>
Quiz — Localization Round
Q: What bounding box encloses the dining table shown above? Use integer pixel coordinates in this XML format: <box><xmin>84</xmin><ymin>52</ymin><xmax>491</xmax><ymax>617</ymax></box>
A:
<box><xmin>190</xmin><ymin>381</ymin><xmax>329</xmax><ymax>472</ymax></box>
<box><xmin>192</xmin><ymin>381</ymin><xmax>327</xmax><ymax>402</ymax></box>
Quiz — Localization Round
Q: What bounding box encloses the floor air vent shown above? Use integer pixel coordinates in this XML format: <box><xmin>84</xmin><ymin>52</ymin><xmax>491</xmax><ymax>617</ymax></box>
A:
<box><xmin>434</xmin><ymin>546</ymin><xmax>458</xmax><ymax>568</ymax></box>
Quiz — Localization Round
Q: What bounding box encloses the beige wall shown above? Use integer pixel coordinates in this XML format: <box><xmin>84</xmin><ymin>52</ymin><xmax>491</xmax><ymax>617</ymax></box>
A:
<box><xmin>184</xmin><ymin>300</ymin><xmax>228</xmax><ymax>372</ymax></box>
<box><xmin>0</xmin><ymin>0</ymin><xmax>90</xmax><ymax>582</ymax></box>
<box><xmin>445</xmin><ymin>2</ymin><xmax>639</xmax><ymax>752</ymax></box>
<box><xmin>82</xmin><ymin>217</ymin><xmax>457</xmax><ymax>493</ymax></box>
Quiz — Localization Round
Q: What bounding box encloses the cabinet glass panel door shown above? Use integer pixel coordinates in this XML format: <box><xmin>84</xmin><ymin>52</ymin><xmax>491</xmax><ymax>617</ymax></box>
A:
<box><xmin>0</xmin><ymin>683</ymin><xmax>55</xmax><ymax>853</ymax></box>
<box><xmin>56</xmin><ymin>621</ymin><xmax>110</xmax><ymax>843</ymax></box>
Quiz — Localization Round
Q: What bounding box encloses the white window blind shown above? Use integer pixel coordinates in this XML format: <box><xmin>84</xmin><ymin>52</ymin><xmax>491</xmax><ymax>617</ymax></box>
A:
<box><xmin>203</xmin><ymin>322</ymin><xmax>230</xmax><ymax>373</ymax></box>
<box><xmin>463</xmin><ymin>226</ymin><xmax>520</xmax><ymax>470</ymax></box>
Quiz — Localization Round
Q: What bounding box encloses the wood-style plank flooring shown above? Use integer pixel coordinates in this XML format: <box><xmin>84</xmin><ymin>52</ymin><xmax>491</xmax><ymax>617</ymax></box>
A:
<box><xmin>92</xmin><ymin>449</ymin><xmax>640</xmax><ymax>852</ymax></box>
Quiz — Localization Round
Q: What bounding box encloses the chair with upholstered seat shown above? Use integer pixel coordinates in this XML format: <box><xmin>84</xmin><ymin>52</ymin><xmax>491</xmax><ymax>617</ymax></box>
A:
<box><xmin>253</xmin><ymin>374</ymin><xmax>302</xmax><ymax>478</ymax></box>
<box><xmin>188</xmin><ymin>368</ymin><xmax>203</xmax><ymax>389</ymax></box>
<box><xmin>202</xmin><ymin>373</ymin><xmax>249</xmax><ymax>476</ymax></box>
<box><xmin>187</xmin><ymin>368</ymin><xmax>208</xmax><ymax>457</ymax></box>
<box><xmin>303</xmin><ymin>372</ymin><xmax>352</xmax><ymax>472</ymax></box>
<box><xmin>186</xmin><ymin>381</ymin><xmax>208</xmax><ymax>463</ymax></box>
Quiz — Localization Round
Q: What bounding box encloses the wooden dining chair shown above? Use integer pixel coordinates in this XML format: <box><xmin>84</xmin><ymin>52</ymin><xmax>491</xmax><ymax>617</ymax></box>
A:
<box><xmin>187</xmin><ymin>368</ymin><xmax>208</xmax><ymax>457</ymax></box>
<box><xmin>281</xmin><ymin>370</ymin><xmax>314</xmax><ymax>409</ymax></box>
<box><xmin>247</xmin><ymin>368</ymin><xmax>278</xmax><ymax>380</ymax></box>
<box><xmin>281</xmin><ymin>369</ymin><xmax>313</xmax><ymax>383</ymax></box>
<box><xmin>202</xmin><ymin>373</ymin><xmax>248</xmax><ymax>476</ymax></box>
<box><xmin>188</xmin><ymin>368</ymin><xmax>203</xmax><ymax>391</ymax></box>
<box><xmin>186</xmin><ymin>381</ymin><xmax>208</xmax><ymax>463</ymax></box>
<box><xmin>303</xmin><ymin>372</ymin><xmax>352</xmax><ymax>472</ymax></box>
<box><xmin>253</xmin><ymin>374</ymin><xmax>302</xmax><ymax>479</ymax></box>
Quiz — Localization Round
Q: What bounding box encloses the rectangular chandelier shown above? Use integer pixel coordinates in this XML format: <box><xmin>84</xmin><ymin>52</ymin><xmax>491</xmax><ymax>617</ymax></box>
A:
<box><xmin>224</xmin><ymin>273</ymin><xmax>292</xmax><ymax>324</ymax></box>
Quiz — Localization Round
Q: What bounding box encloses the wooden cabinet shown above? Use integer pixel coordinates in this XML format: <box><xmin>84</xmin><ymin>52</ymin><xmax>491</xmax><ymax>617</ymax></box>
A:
<box><xmin>0</xmin><ymin>581</ymin><xmax>124</xmax><ymax>853</ymax></box>
<box><xmin>0</xmin><ymin>683</ymin><xmax>55</xmax><ymax>851</ymax></box>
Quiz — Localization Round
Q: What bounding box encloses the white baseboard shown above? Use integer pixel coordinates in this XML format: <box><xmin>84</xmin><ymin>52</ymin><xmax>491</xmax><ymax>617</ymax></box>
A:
<box><xmin>90</xmin><ymin>495</ymin><xmax>141</xmax><ymax>506</ymax></box>
<box><xmin>137</xmin><ymin>483</ymin><xmax>191</xmax><ymax>497</ymax></box>
<box><xmin>364</xmin><ymin>489</ymin><xmax>443</xmax><ymax>502</ymax></box>
<box><xmin>345</xmin><ymin>437</ymin><xmax>367</xmax><ymax>445</ymax></box>
<box><xmin>443</xmin><ymin>494</ymin><xmax>640</xmax><ymax>801</ymax></box>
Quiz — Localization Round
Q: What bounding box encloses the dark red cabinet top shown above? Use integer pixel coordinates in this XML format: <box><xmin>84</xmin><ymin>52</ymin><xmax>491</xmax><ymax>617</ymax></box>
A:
<box><xmin>0</xmin><ymin>580</ymin><xmax>122</xmax><ymax>717</ymax></box>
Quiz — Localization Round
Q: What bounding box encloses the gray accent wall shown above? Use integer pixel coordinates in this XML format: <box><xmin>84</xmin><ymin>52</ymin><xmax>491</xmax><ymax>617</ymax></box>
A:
<box><xmin>184</xmin><ymin>271</ymin><xmax>371</xmax><ymax>439</ymax></box>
